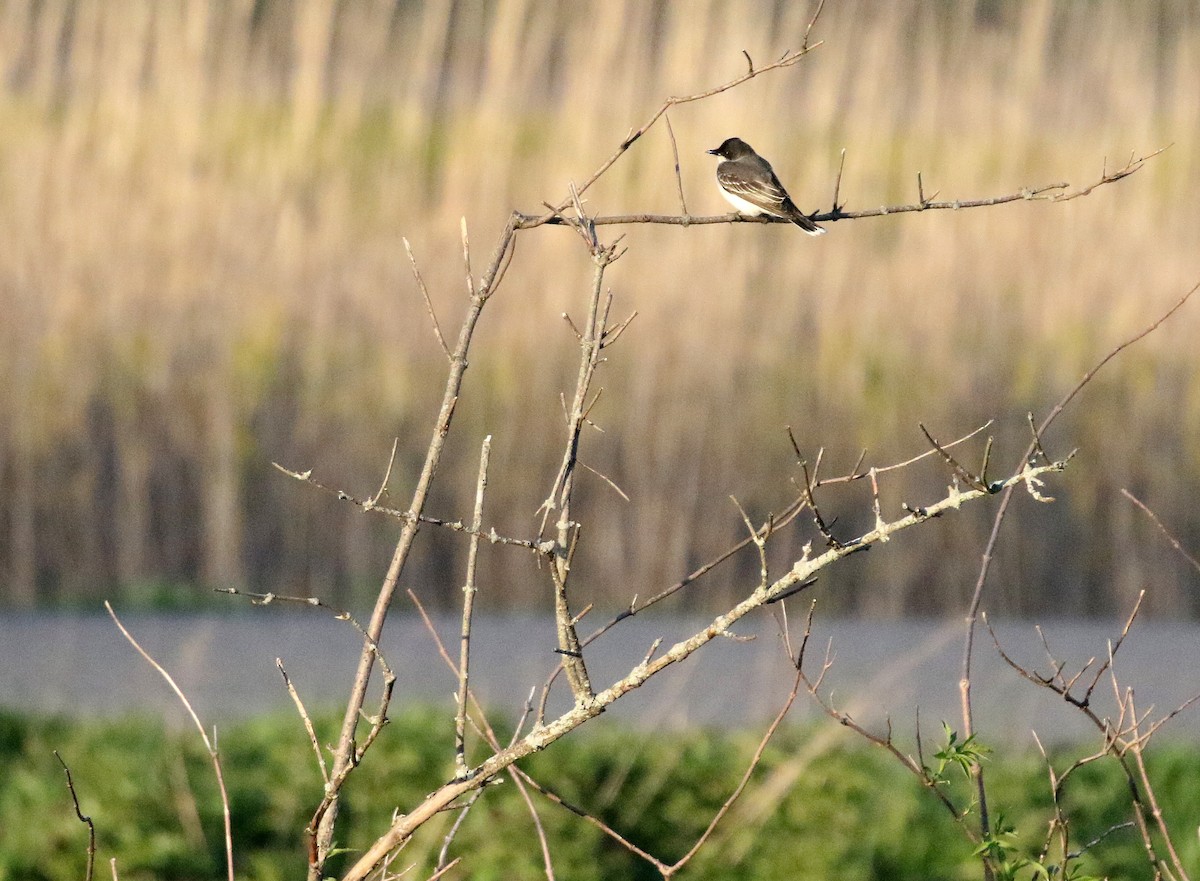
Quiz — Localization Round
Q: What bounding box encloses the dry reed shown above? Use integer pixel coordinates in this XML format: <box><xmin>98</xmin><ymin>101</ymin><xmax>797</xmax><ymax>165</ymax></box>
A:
<box><xmin>1</xmin><ymin>0</ymin><xmax>1197</xmax><ymax>615</ymax></box>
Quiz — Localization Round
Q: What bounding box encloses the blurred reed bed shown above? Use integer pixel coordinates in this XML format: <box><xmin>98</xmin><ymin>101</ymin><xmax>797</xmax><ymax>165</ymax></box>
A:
<box><xmin>1</xmin><ymin>0</ymin><xmax>1197</xmax><ymax>615</ymax></box>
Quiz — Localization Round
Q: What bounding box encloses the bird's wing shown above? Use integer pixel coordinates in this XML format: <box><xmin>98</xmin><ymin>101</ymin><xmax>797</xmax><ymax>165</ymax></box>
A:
<box><xmin>716</xmin><ymin>165</ymin><xmax>794</xmax><ymax>216</ymax></box>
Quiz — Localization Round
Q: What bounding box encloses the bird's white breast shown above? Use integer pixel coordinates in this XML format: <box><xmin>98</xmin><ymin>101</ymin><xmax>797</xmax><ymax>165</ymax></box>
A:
<box><xmin>718</xmin><ymin>187</ymin><xmax>769</xmax><ymax>216</ymax></box>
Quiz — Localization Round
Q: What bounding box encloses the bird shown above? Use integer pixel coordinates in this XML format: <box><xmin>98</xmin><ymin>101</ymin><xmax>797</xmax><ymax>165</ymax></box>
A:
<box><xmin>706</xmin><ymin>137</ymin><xmax>826</xmax><ymax>236</ymax></box>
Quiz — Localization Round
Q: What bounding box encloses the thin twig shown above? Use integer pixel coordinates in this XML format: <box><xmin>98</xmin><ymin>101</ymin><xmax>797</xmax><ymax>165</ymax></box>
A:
<box><xmin>795</xmin><ymin>603</ymin><xmax>965</xmax><ymax>824</ymax></box>
<box><xmin>831</xmin><ymin>147</ymin><xmax>847</xmax><ymax>212</ymax></box>
<box><xmin>270</xmin><ymin>462</ymin><xmax>539</xmax><ymax>550</ymax></box>
<box><xmin>105</xmin><ymin>602</ymin><xmax>235</xmax><ymax>881</ymax></box>
<box><xmin>436</xmin><ymin>792</ymin><xmax>483</xmax><ymax>870</ymax></box>
<box><xmin>277</xmin><ymin>659</ymin><xmax>330</xmax><ymax>786</ymax></box>
<box><xmin>524</xmin><ymin>45</ymin><xmax>826</xmax><ymax>228</ymax></box>
<box><xmin>668</xmin><ymin>668</ymin><xmax>804</xmax><ymax>872</ymax></box>
<box><xmin>403</xmin><ymin>237</ymin><xmax>452</xmax><ymax>361</ymax></box>
<box><xmin>365</xmin><ymin>438</ymin><xmax>400</xmax><ymax>510</ymax></box>
<box><xmin>1121</xmin><ymin>488</ymin><xmax>1200</xmax><ymax>576</ymax></box>
<box><xmin>55</xmin><ymin>751</ymin><xmax>96</xmax><ymax>881</ymax></box>
<box><xmin>424</xmin><ymin>856</ymin><xmax>462</xmax><ymax>881</ymax></box>
<box><xmin>460</xmin><ymin>217</ymin><xmax>475</xmax><ymax>300</ymax></box>
<box><xmin>664</xmin><ymin>112</ymin><xmax>687</xmax><ymax>217</ymax></box>
<box><xmin>512</xmin><ymin>770</ymin><xmax>557</xmax><ymax>881</ymax></box>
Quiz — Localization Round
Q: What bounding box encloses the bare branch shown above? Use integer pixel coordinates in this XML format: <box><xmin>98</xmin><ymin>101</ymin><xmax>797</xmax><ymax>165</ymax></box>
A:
<box><xmin>803</xmin><ymin>0</ymin><xmax>827</xmax><ymax>49</ymax></box>
<box><xmin>919</xmin><ymin>423</ymin><xmax>990</xmax><ymax>493</ymax></box>
<box><xmin>277</xmin><ymin>659</ymin><xmax>329</xmax><ymax>786</ymax></box>
<box><xmin>269</xmin><ymin>461</ymin><xmax>539</xmax><ymax>550</ymax></box>
<box><xmin>314</xmin><ymin>210</ymin><xmax>520</xmax><ymax>875</ymax></box>
<box><xmin>575</xmin><ymin>419</ymin><xmax>995</xmax><ymax>653</ymax></box>
<box><xmin>342</xmin><ymin>456</ymin><xmax>1069</xmax><ymax>881</ymax></box>
<box><xmin>958</xmin><ymin>279</ymin><xmax>1200</xmax><ymax>869</ymax></box>
<box><xmin>105</xmin><ymin>602</ymin><xmax>235</xmax><ymax>881</ymax></box>
<box><xmin>521</xmin><ymin>148</ymin><xmax>1166</xmax><ymax>231</ymax></box>
<box><xmin>460</xmin><ymin>217</ymin><xmax>475</xmax><ymax>300</ymax></box>
<box><xmin>403</xmin><ymin>237</ymin><xmax>452</xmax><ymax>361</ymax></box>
<box><xmin>831</xmin><ymin>147</ymin><xmax>847</xmax><ymax>212</ymax></box>
<box><xmin>668</xmin><ymin>668</ymin><xmax>804</xmax><ymax>872</ymax></box>
<box><xmin>1122</xmin><ymin>488</ymin><xmax>1200</xmax><ymax>576</ymax></box>
<box><xmin>364</xmin><ymin>438</ymin><xmax>400</xmax><ymax>510</ymax></box>
<box><xmin>55</xmin><ymin>751</ymin><xmax>96</xmax><ymax>881</ymax></box>
<box><xmin>424</xmin><ymin>856</ymin><xmax>462</xmax><ymax>881</ymax></box>
<box><xmin>523</xmin><ymin>46</ymin><xmax>824</xmax><ymax>227</ymax></box>
<box><xmin>664</xmin><ymin>112</ymin><xmax>687</xmax><ymax>217</ymax></box>
<box><xmin>455</xmin><ymin>436</ymin><xmax>492</xmax><ymax>780</ymax></box>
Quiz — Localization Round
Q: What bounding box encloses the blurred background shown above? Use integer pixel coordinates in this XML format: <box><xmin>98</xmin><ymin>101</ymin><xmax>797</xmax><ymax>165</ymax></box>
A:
<box><xmin>1</xmin><ymin>0</ymin><xmax>1198</xmax><ymax>618</ymax></box>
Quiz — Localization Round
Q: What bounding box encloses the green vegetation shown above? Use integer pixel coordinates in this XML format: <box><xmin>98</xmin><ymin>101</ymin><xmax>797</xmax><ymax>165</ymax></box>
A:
<box><xmin>3</xmin><ymin>707</ymin><xmax>1197</xmax><ymax>881</ymax></box>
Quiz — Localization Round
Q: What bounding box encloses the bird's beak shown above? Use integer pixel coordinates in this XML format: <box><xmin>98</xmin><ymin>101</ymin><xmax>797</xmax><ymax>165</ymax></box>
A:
<box><xmin>706</xmin><ymin>148</ymin><xmax>720</xmax><ymax>155</ymax></box>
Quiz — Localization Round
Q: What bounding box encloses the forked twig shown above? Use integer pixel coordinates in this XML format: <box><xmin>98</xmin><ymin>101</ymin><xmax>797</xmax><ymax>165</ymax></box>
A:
<box><xmin>525</xmin><ymin>38</ymin><xmax>827</xmax><ymax>228</ymax></box>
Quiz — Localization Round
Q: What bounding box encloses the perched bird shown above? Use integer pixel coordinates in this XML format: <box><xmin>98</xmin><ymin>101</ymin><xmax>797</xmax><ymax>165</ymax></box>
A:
<box><xmin>706</xmin><ymin>137</ymin><xmax>825</xmax><ymax>236</ymax></box>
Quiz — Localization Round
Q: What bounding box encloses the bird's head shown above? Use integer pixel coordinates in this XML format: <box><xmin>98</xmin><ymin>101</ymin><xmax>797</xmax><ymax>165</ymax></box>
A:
<box><xmin>706</xmin><ymin>137</ymin><xmax>754</xmax><ymax>159</ymax></box>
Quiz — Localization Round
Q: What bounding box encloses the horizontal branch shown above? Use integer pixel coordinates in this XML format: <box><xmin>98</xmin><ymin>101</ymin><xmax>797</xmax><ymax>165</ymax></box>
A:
<box><xmin>517</xmin><ymin>148</ymin><xmax>1164</xmax><ymax>230</ymax></box>
<box><xmin>271</xmin><ymin>462</ymin><xmax>540</xmax><ymax>551</ymax></box>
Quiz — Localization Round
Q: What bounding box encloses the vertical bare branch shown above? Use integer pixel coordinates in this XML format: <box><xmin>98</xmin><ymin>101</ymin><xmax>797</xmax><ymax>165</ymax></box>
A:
<box><xmin>455</xmin><ymin>435</ymin><xmax>492</xmax><ymax>779</ymax></box>
<box><xmin>54</xmin><ymin>751</ymin><xmax>96</xmax><ymax>881</ymax></box>
<box><xmin>313</xmin><ymin>215</ymin><xmax>519</xmax><ymax>877</ymax></box>
<box><xmin>664</xmin><ymin>112</ymin><xmax>688</xmax><ymax>217</ymax></box>
<box><xmin>105</xmin><ymin>602</ymin><xmax>235</xmax><ymax>881</ymax></box>
<box><xmin>537</xmin><ymin>217</ymin><xmax>621</xmax><ymax>703</ymax></box>
<box><xmin>461</xmin><ymin>217</ymin><xmax>475</xmax><ymax>299</ymax></box>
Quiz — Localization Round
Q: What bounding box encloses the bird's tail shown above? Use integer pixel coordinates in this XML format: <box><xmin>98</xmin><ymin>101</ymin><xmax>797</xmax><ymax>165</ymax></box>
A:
<box><xmin>790</xmin><ymin>213</ymin><xmax>826</xmax><ymax>236</ymax></box>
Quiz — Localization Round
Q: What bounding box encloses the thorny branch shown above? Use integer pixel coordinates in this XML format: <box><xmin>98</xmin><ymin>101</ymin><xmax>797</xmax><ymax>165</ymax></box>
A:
<box><xmin>536</xmin><ymin>193</ymin><xmax>627</xmax><ymax>705</ymax></box>
<box><xmin>207</xmin><ymin>16</ymin><xmax>1182</xmax><ymax>878</ymax></box>
<box><xmin>341</xmin><ymin>455</ymin><xmax>1070</xmax><ymax>881</ymax></box>
<box><xmin>532</xmin><ymin>421</ymin><xmax>994</xmax><ymax>718</ymax></box>
<box><xmin>793</xmin><ymin>602</ymin><xmax>966</xmax><ymax>826</ymax></box>
<box><xmin>518</xmin><ymin>149</ymin><xmax>1165</xmax><ymax>231</ymax></box>
<box><xmin>215</xmin><ymin>585</ymin><xmax>396</xmax><ymax>863</ymax></box>
<box><xmin>956</xmin><ymin>280</ymin><xmax>1198</xmax><ymax>873</ymax></box>
<box><xmin>988</xmin><ymin>599</ymin><xmax>1198</xmax><ymax>881</ymax></box>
